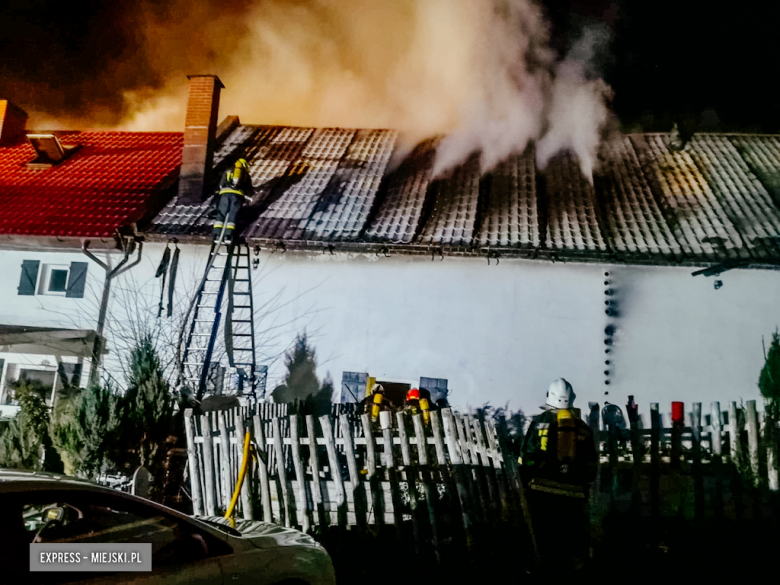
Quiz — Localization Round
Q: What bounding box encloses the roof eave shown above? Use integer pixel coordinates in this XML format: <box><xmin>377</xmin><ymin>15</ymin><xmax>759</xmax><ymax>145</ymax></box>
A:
<box><xmin>0</xmin><ymin>234</ymin><xmax>123</xmax><ymax>252</ymax></box>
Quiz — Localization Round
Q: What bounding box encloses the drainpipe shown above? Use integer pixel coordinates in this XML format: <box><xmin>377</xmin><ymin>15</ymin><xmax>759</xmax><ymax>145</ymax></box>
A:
<box><xmin>82</xmin><ymin>237</ymin><xmax>144</xmax><ymax>387</ymax></box>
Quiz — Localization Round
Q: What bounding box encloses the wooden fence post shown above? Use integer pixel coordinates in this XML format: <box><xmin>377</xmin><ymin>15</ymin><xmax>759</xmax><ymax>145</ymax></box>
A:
<box><xmin>305</xmin><ymin>415</ymin><xmax>327</xmax><ymax>529</ymax></box>
<box><xmin>290</xmin><ymin>415</ymin><xmax>310</xmax><ymax>532</ymax></box>
<box><xmin>692</xmin><ymin>403</ymin><xmax>704</xmax><ymax>519</ymax></box>
<box><xmin>729</xmin><ymin>402</ymin><xmax>740</xmax><ymax>467</ymax></box>
<box><xmin>184</xmin><ymin>409</ymin><xmax>203</xmax><ymax>516</ymax></box>
<box><xmin>746</xmin><ymin>401</ymin><xmax>760</xmax><ymax>484</ymax></box>
<box><xmin>340</xmin><ymin>415</ymin><xmax>366</xmax><ymax>531</ymax></box>
<box><xmin>649</xmin><ymin>403</ymin><xmax>660</xmax><ymax>525</ymax></box>
<box><xmin>711</xmin><ymin>402</ymin><xmax>723</xmax><ymax>458</ymax></box>
<box><xmin>320</xmin><ymin>414</ymin><xmax>346</xmax><ymax>528</ymax></box>
<box><xmin>396</xmin><ymin>411</ymin><xmax>421</xmax><ymax>553</ymax></box>
<box><xmin>483</xmin><ymin>418</ymin><xmax>511</xmax><ymax>519</ymax></box>
<box><xmin>381</xmin><ymin>412</ymin><xmax>404</xmax><ymax>537</ymax></box>
<box><xmin>200</xmin><ymin>414</ymin><xmax>217</xmax><ymax>516</ymax></box>
<box><xmin>413</xmin><ymin>413</ymin><xmax>441</xmax><ymax>562</ymax></box>
<box><xmin>456</xmin><ymin>414</ymin><xmax>487</xmax><ymax>524</ymax></box>
<box><xmin>361</xmin><ymin>414</ymin><xmax>385</xmax><ymax>530</ymax></box>
<box><xmin>441</xmin><ymin>409</ymin><xmax>473</xmax><ymax>545</ymax></box>
<box><xmin>253</xmin><ymin>414</ymin><xmax>273</xmax><ymax>523</ymax></box>
<box><xmin>218</xmin><ymin>412</ymin><xmax>233</xmax><ymax>512</ymax></box>
<box><xmin>709</xmin><ymin>402</ymin><xmax>723</xmax><ymax>519</ymax></box>
<box><xmin>272</xmin><ymin>417</ymin><xmax>291</xmax><ymax>527</ymax></box>
<box><xmin>235</xmin><ymin>414</ymin><xmax>254</xmax><ymax>520</ymax></box>
<box><xmin>470</xmin><ymin>415</ymin><xmax>498</xmax><ymax>522</ymax></box>
<box><xmin>627</xmin><ymin>399</ymin><xmax>643</xmax><ymax>516</ymax></box>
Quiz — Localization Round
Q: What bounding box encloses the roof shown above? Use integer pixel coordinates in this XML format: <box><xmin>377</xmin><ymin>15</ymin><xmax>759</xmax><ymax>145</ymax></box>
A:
<box><xmin>0</xmin><ymin>131</ymin><xmax>182</xmax><ymax>243</ymax></box>
<box><xmin>147</xmin><ymin>125</ymin><xmax>780</xmax><ymax>267</ymax></box>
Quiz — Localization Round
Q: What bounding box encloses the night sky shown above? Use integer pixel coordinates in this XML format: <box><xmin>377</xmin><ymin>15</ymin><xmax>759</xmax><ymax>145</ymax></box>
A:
<box><xmin>2</xmin><ymin>0</ymin><xmax>779</xmax><ymax>133</ymax></box>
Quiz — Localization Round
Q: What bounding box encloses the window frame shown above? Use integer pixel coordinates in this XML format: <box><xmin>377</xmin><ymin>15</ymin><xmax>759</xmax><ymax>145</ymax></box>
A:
<box><xmin>37</xmin><ymin>264</ymin><xmax>71</xmax><ymax>297</ymax></box>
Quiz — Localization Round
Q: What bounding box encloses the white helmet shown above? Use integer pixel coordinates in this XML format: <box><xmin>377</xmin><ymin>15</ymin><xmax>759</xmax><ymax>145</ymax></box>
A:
<box><xmin>545</xmin><ymin>378</ymin><xmax>575</xmax><ymax>409</ymax></box>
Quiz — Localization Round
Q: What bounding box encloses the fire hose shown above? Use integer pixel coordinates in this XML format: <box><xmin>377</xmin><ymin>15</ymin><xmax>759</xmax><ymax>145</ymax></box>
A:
<box><xmin>224</xmin><ymin>431</ymin><xmax>252</xmax><ymax>527</ymax></box>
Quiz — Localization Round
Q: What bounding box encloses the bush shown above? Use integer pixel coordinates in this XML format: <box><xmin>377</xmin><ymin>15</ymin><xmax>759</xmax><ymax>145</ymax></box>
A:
<box><xmin>0</xmin><ymin>381</ymin><xmax>60</xmax><ymax>472</ymax></box>
<box><xmin>49</xmin><ymin>384</ymin><xmax>120</xmax><ymax>479</ymax></box>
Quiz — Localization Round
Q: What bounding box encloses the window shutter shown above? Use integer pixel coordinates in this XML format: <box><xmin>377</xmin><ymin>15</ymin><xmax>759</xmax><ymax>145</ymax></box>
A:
<box><xmin>66</xmin><ymin>262</ymin><xmax>88</xmax><ymax>298</ymax></box>
<box><xmin>18</xmin><ymin>260</ymin><xmax>40</xmax><ymax>295</ymax></box>
<box><xmin>340</xmin><ymin>371</ymin><xmax>367</xmax><ymax>403</ymax></box>
<box><xmin>420</xmin><ymin>376</ymin><xmax>448</xmax><ymax>404</ymax></box>
<box><xmin>56</xmin><ymin>362</ymin><xmax>83</xmax><ymax>390</ymax></box>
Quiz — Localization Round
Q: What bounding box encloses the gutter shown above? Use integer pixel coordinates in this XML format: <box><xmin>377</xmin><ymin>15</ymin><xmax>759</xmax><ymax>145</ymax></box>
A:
<box><xmin>81</xmin><ymin>235</ymin><xmax>144</xmax><ymax>387</ymax></box>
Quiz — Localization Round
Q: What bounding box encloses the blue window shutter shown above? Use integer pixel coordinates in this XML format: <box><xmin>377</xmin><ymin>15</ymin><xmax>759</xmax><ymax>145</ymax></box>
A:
<box><xmin>340</xmin><ymin>371</ymin><xmax>367</xmax><ymax>403</ymax></box>
<box><xmin>66</xmin><ymin>262</ymin><xmax>88</xmax><ymax>298</ymax></box>
<box><xmin>18</xmin><ymin>260</ymin><xmax>40</xmax><ymax>295</ymax></box>
<box><xmin>420</xmin><ymin>377</ymin><xmax>448</xmax><ymax>404</ymax></box>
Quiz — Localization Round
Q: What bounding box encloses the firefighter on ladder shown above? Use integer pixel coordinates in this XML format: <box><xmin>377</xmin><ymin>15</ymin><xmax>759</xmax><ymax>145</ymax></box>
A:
<box><xmin>519</xmin><ymin>379</ymin><xmax>598</xmax><ymax>571</ymax></box>
<box><xmin>213</xmin><ymin>158</ymin><xmax>253</xmax><ymax>244</ymax></box>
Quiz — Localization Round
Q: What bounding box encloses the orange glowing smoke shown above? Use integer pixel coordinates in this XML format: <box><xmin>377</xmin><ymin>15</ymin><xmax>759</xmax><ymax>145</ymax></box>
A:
<box><xmin>37</xmin><ymin>0</ymin><xmax>614</xmax><ymax>180</ymax></box>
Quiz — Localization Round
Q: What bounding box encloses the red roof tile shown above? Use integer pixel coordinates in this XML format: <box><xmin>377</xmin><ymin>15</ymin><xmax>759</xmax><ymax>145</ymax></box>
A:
<box><xmin>0</xmin><ymin>132</ymin><xmax>182</xmax><ymax>238</ymax></box>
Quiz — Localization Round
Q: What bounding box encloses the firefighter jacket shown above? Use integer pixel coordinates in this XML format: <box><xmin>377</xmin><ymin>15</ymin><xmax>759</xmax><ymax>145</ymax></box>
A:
<box><xmin>520</xmin><ymin>409</ymin><xmax>598</xmax><ymax>490</ymax></box>
<box><xmin>217</xmin><ymin>167</ymin><xmax>254</xmax><ymax>201</ymax></box>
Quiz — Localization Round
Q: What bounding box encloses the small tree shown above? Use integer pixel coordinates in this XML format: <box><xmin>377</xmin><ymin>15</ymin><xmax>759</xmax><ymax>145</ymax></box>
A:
<box><xmin>116</xmin><ymin>333</ymin><xmax>175</xmax><ymax>492</ymax></box>
<box><xmin>0</xmin><ymin>381</ymin><xmax>60</xmax><ymax>472</ymax></box>
<box><xmin>49</xmin><ymin>384</ymin><xmax>121</xmax><ymax>479</ymax></box>
<box><xmin>270</xmin><ymin>334</ymin><xmax>334</xmax><ymax>417</ymax></box>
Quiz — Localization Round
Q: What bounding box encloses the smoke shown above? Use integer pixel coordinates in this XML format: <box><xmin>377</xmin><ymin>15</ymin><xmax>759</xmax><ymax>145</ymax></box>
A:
<box><xmin>6</xmin><ymin>0</ymin><xmax>613</xmax><ymax>181</ymax></box>
<box><xmin>536</xmin><ymin>25</ymin><xmax>613</xmax><ymax>182</ymax></box>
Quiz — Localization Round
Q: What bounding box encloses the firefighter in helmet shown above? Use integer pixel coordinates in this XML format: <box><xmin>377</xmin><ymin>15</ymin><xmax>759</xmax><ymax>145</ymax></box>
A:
<box><xmin>360</xmin><ymin>383</ymin><xmax>392</xmax><ymax>424</ymax></box>
<box><xmin>519</xmin><ymin>379</ymin><xmax>597</xmax><ymax>570</ymax></box>
<box><xmin>213</xmin><ymin>158</ymin><xmax>253</xmax><ymax>244</ymax></box>
<box><xmin>404</xmin><ymin>387</ymin><xmax>433</xmax><ymax>425</ymax></box>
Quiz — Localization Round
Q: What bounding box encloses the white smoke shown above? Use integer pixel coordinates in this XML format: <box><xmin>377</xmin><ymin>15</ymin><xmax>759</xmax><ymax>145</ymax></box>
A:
<box><xmin>535</xmin><ymin>26</ymin><xmax>612</xmax><ymax>183</ymax></box>
<box><xmin>433</xmin><ymin>6</ymin><xmax>613</xmax><ymax>183</ymax></box>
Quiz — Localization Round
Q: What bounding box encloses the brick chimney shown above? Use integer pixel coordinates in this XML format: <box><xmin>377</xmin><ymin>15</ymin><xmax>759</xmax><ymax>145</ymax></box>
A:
<box><xmin>0</xmin><ymin>100</ymin><xmax>28</xmax><ymax>146</ymax></box>
<box><xmin>178</xmin><ymin>75</ymin><xmax>224</xmax><ymax>205</ymax></box>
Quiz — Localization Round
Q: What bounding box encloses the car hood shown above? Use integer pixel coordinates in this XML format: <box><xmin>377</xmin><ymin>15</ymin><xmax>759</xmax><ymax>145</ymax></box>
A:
<box><xmin>198</xmin><ymin>516</ymin><xmax>323</xmax><ymax>549</ymax></box>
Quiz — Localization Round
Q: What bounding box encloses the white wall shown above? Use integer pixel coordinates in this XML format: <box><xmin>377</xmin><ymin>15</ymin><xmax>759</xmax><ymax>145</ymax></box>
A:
<box><xmin>0</xmin><ymin>249</ymin><xmax>104</xmax><ymax>330</ymax></box>
<box><xmin>111</xmin><ymin>243</ymin><xmax>780</xmax><ymax>418</ymax></box>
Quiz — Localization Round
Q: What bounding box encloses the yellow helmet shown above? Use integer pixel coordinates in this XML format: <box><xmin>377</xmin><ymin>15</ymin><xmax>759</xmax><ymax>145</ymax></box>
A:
<box><xmin>235</xmin><ymin>158</ymin><xmax>249</xmax><ymax>171</ymax></box>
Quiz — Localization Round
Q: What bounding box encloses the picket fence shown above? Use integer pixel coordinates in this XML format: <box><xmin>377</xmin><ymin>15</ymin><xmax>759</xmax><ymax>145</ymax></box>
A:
<box><xmin>183</xmin><ymin>397</ymin><xmax>780</xmax><ymax>549</ymax></box>
<box><xmin>183</xmin><ymin>403</ymin><xmax>527</xmax><ymax>558</ymax></box>
<box><xmin>586</xmin><ymin>398</ymin><xmax>780</xmax><ymax>522</ymax></box>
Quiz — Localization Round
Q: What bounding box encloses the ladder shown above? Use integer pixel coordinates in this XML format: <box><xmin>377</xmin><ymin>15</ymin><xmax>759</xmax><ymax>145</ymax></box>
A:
<box><xmin>225</xmin><ymin>243</ymin><xmax>257</xmax><ymax>399</ymax></box>
<box><xmin>179</xmin><ymin>235</ymin><xmax>257</xmax><ymax>402</ymax></box>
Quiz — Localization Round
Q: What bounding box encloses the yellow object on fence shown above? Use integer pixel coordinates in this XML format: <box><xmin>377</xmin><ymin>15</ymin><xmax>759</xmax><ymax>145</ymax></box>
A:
<box><xmin>225</xmin><ymin>430</ymin><xmax>252</xmax><ymax>527</ymax></box>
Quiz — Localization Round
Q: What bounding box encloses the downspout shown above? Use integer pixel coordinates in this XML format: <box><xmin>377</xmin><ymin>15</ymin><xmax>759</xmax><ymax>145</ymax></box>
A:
<box><xmin>82</xmin><ymin>237</ymin><xmax>144</xmax><ymax>387</ymax></box>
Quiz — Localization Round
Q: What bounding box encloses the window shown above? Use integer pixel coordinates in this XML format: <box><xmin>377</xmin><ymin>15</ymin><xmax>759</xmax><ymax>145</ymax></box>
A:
<box><xmin>17</xmin><ymin>368</ymin><xmax>55</xmax><ymax>405</ymax></box>
<box><xmin>17</xmin><ymin>260</ymin><xmax>87</xmax><ymax>298</ymax></box>
<box><xmin>38</xmin><ymin>264</ymin><xmax>69</xmax><ymax>296</ymax></box>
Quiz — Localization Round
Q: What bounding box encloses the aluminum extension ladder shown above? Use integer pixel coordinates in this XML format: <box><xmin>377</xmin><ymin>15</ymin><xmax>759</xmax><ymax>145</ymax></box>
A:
<box><xmin>179</xmin><ymin>234</ymin><xmax>257</xmax><ymax>402</ymax></box>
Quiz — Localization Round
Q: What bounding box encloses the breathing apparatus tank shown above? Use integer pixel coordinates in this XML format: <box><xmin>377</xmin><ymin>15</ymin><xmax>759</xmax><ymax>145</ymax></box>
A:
<box><xmin>370</xmin><ymin>385</ymin><xmax>385</xmax><ymax>423</ymax></box>
<box><xmin>557</xmin><ymin>408</ymin><xmax>578</xmax><ymax>472</ymax></box>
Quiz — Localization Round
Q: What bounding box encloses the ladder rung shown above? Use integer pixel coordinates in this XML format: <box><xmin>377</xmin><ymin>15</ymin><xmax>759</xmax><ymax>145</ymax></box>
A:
<box><xmin>231</xmin><ymin>319</ymin><xmax>252</xmax><ymax>323</ymax></box>
<box><xmin>233</xmin><ymin>292</ymin><xmax>250</xmax><ymax>295</ymax></box>
<box><xmin>234</xmin><ymin>305</ymin><xmax>251</xmax><ymax>309</ymax></box>
<box><xmin>200</xmin><ymin>292</ymin><xmax>219</xmax><ymax>295</ymax></box>
<box><xmin>195</xmin><ymin>319</ymin><xmax>216</xmax><ymax>323</ymax></box>
<box><xmin>232</xmin><ymin>334</ymin><xmax>252</xmax><ymax>337</ymax></box>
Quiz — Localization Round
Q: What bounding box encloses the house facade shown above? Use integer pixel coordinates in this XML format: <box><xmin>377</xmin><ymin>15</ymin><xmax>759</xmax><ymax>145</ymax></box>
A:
<box><xmin>2</xmin><ymin>75</ymin><xmax>780</xmax><ymax>418</ymax></box>
<box><xmin>0</xmin><ymin>101</ymin><xmax>181</xmax><ymax>416</ymax></box>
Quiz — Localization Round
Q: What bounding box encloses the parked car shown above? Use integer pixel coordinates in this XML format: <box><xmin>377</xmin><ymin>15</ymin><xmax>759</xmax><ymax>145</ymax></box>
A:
<box><xmin>0</xmin><ymin>469</ymin><xmax>336</xmax><ymax>585</ymax></box>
